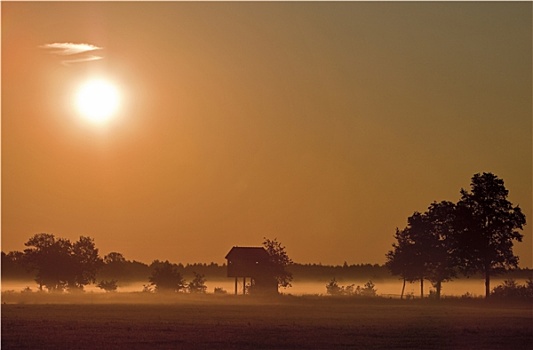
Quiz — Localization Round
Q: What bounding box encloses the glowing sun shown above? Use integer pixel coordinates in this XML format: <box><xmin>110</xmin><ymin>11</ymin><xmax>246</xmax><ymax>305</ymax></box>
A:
<box><xmin>75</xmin><ymin>79</ymin><xmax>120</xmax><ymax>123</ymax></box>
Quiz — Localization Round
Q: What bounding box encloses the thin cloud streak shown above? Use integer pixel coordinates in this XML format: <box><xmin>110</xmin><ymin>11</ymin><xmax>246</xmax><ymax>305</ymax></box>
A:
<box><xmin>40</xmin><ymin>42</ymin><xmax>104</xmax><ymax>65</ymax></box>
<box><xmin>62</xmin><ymin>55</ymin><xmax>104</xmax><ymax>66</ymax></box>
<box><xmin>40</xmin><ymin>42</ymin><xmax>102</xmax><ymax>55</ymax></box>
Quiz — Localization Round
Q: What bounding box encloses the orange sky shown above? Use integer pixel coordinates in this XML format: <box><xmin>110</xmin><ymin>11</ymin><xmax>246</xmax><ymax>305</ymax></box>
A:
<box><xmin>2</xmin><ymin>2</ymin><xmax>531</xmax><ymax>267</ymax></box>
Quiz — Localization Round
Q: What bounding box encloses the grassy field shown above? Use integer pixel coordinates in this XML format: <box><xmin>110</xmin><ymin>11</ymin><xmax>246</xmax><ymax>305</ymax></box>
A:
<box><xmin>2</xmin><ymin>293</ymin><xmax>532</xmax><ymax>349</ymax></box>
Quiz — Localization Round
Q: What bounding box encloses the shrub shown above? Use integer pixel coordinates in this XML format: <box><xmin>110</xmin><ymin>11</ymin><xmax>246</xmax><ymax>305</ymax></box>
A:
<box><xmin>491</xmin><ymin>279</ymin><xmax>533</xmax><ymax>300</ymax></box>
<box><xmin>187</xmin><ymin>272</ymin><xmax>207</xmax><ymax>294</ymax></box>
<box><xmin>361</xmin><ymin>280</ymin><xmax>377</xmax><ymax>297</ymax></box>
<box><xmin>148</xmin><ymin>261</ymin><xmax>186</xmax><ymax>293</ymax></box>
<box><xmin>97</xmin><ymin>280</ymin><xmax>118</xmax><ymax>292</ymax></box>
<box><xmin>214</xmin><ymin>287</ymin><xmax>228</xmax><ymax>295</ymax></box>
<box><xmin>326</xmin><ymin>278</ymin><xmax>377</xmax><ymax>297</ymax></box>
<box><xmin>326</xmin><ymin>278</ymin><xmax>342</xmax><ymax>295</ymax></box>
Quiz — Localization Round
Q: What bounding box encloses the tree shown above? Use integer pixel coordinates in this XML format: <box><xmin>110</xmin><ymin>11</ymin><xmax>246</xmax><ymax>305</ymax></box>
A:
<box><xmin>22</xmin><ymin>233</ymin><xmax>102</xmax><ymax>292</ymax></box>
<box><xmin>262</xmin><ymin>237</ymin><xmax>293</xmax><ymax>289</ymax></box>
<box><xmin>100</xmin><ymin>252</ymin><xmax>127</xmax><ymax>282</ymax></box>
<box><xmin>423</xmin><ymin>201</ymin><xmax>459</xmax><ymax>299</ymax></box>
<box><xmin>456</xmin><ymin>172</ymin><xmax>526</xmax><ymax>298</ymax></box>
<box><xmin>1</xmin><ymin>250</ymin><xmax>30</xmax><ymax>279</ymax></box>
<box><xmin>71</xmin><ymin>236</ymin><xmax>102</xmax><ymax>290</ymax></box>
<box><xmin>23</xmin><ymin>233</ymin><xmax>65</xmax><ymax>291</ymax></box>
<box><xmin>148</xmin><ymin>260</ymin><xmax>186</xmax><ymax>292</ymax></box>
<box><xmin>104</xmin><ymin>252</ymin><xmax>126</xmax><ymax>264</ymax></box>
<box><xmin>187</xmin><ymin>272</ymin><xmax>207</xmax><ymax>293</ymax></box>
<box><xmin>386</xmin><ymin>224</ymin><xmax>429</xmax><ymax>299</ymax></box>
<box><xmin>386</xmin><ymin>202</ymin><xmax>458</xmax><ymax>299</ymax></box>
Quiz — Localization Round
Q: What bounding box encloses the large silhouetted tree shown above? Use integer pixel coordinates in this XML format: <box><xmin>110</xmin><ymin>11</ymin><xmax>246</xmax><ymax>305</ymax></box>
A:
<box><xmin>23</xmin><ymin>233</ymin><xmax>102</xmax><ymax>291</ymax></box>
<box><xmin>456</xmin><ymin>172</ymin><xmax>526</xmax><ymax>298</ymax></box>
<box><xmin>263</xmin><ymin>237</ymin><xmax>293</xmax><ymax>289</ymax></box>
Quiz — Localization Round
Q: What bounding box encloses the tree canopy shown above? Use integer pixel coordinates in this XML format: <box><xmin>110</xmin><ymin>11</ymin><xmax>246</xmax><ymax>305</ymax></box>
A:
<box><xmin>148</xmin><ymin>260</ymin><xmax>186</xmax><ymax>293</ymax></box>
<box><xmin>386</xmin><ymin>172</ymin><xmax>527</xmax><ymax>298</ymax></box>
<box><xmin>456</xmin><ymin>172</ymin><xmax>526</xmax><ymax>297</ymax></box>
<box><xmin>22</xmin><ymin>233</ymin><xmax>102</xmax><ymax>292</ymax></box>
<box><xmin>263</xmin><ymin>237</ymin><xmax>294</xmax><ymax>289</ymax></box>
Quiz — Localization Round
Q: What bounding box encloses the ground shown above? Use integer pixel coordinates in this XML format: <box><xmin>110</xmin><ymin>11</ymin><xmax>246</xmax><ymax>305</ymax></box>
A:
<box><xmin>2</xmin><ymin>294</ymin><xmax>532</xmax><ymax>349</ymax></box>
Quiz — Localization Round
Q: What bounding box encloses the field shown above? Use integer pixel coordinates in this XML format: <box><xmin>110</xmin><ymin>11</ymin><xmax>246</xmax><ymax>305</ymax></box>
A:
<box><xmin>2</xmin><ymin>293</ymin><xmax>532</xmax><ymax>349</ymax></box>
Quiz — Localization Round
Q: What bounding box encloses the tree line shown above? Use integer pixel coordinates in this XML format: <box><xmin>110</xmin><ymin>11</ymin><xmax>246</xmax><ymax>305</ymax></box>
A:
<box><xmin>386</xmin><ymin>172</ymin><xmax>526</xmax><ymax>299</ymax></box>
<box><xmin>0</xmin><ymin>234</ymin><xmax>217</xmax><ymax>293</ymax></box>
<box><xmin>1</xmin><ymin>236</ymin><xmax>294</xmax><ymax>293</ymax></box>
<box><xmin>3</xmin><ymin>237</ymin><xmax>397</xmax><ymax>288</ymax></box>
<box><xmin>2</xmin><ymin>248</ymin><xmax>435</xmax><ymax>288</ymax></box>
<box><xmin>2</xmin><ymin>173</ymin><xmax>527</xmax><ymax>297</ymax></box>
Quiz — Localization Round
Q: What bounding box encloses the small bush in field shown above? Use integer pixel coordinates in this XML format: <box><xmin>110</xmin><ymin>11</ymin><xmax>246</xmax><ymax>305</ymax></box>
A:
<box><xmin>214</xmin><ymin>287</ymin><xmax>228</xmax><ymax>294</ymax></box>
<box><xmin>326</xmin><ymin>278</ymin><xmax>343</xmax><ymax>295</ymax></box>
<box><xmin>187</xmin><ymin>272</ymin><xmax>207</xmax><ymax>294</ymax></box>
<box><xmin>491</xmin><ymin>279</ymin><xmax>533</xmax><ymax>300</ymax></box>
<box><xmin>97</xmin><ymin>280</ymin><xmax>118</xmax><ymax>292</ymax></box>
<box><xmin>326</xmin><ymin>278</ymin><xmax>377</xmax><ymax>297</ymax></box>
<box><xmin>361</xmin><ymin>280</ymin><xmax>377</xmax><ymax>297</ymax></box>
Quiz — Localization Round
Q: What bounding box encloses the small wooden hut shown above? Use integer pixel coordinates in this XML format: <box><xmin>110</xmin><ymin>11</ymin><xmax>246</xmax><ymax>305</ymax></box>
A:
<box><xmin>225</xmin><ymin>246</ymin><xmax>278</xmax><ymax>295</ymax></box>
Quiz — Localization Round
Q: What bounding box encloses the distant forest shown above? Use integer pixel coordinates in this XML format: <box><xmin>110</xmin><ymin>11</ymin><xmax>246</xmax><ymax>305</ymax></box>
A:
<box><xmin>2</xmin><ymin>250</ymin><xmax>530</xmax><ymax>286</ymax></box>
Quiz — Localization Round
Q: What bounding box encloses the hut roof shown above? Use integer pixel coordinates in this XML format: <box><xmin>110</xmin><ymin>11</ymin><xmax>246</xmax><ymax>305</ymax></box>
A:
<box><xmin>225</xmin><ymin>246</ymin><xmax>270</xmax><ymax>261</ymax></box>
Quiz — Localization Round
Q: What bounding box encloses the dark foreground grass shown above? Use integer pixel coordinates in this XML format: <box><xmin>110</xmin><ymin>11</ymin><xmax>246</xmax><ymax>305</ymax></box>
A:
<box><xmin>2</xmin><ymin>294</ymin><xmax>532</xmax><ymax>349</ymax></box>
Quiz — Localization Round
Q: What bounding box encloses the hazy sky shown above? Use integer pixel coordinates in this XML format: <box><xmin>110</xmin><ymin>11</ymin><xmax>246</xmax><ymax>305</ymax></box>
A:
<box><xmin>2</xmin><ymin>2</ymin><xmax>531</xmax><ymax>267</ymax></box>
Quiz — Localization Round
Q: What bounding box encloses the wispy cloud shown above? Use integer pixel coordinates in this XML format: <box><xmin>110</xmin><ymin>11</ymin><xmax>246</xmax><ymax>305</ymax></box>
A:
<box><xmin>61</xmin><ymin>55</ymin><xmax>104</xmax><ymax>66</ymax></box>
<box><xmin>40</xmin><ymin>42</ymin><xmax>104</xmax><ymax>65</ymax></box>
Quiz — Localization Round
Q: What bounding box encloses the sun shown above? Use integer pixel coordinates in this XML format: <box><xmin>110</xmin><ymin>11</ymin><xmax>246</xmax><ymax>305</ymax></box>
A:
<box><xmin>75</xmin><ymin>79</ymin><xmax>120</xmax><ymax>123</ymax></box>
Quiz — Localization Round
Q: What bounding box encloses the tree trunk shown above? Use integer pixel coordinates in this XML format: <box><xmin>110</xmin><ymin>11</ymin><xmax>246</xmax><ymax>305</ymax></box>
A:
<box><xmin>485</xmin><ymin>269</ymin><xmax>491</xmax><ymax>298</ymax></box>
<box><xmin>420</xmin><ymin>278</ymin><xmax>424</xmax><ymax>299</ymax></box>
<box><xmin>400</xmin><ymin>278</ymin><xmax>406</xmax><ymax>300</ymax></box>
<box><xmin>435</xmin><ymin>280</ymin><xmax>441</xmax><ymax>300</ymax></box>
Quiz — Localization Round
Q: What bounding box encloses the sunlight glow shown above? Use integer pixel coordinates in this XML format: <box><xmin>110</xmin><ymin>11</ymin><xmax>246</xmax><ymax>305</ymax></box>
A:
<box><xmin>75</xmin><ymin>79</ymin><xmax>120</xmax><ymax>124</ymax></box>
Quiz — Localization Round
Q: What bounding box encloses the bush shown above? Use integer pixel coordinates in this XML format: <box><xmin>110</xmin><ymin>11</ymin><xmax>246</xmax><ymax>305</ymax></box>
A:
<box><xmin>142</xmin><ymin>284</ymin><xmax>153</xmax><ymax>293</ymax></box>
<box><xmin>491</xmin><ymin>279</ymin><xmax>533</xmax><ymax>300</ymax></box>
<box><xmin>326</xmin><ymin>278</ymin><xmax>377</xmax><ymax>297</ymax></box>
<box><xmin>326</xmin><ymin>278</ymin><xmax>343</xmax><ymax>295</ymax></box>
<box><xmin>97</xmin><ymin>280</ymin><xmax>118</xmax><ymax>292</ymax></box>
<box><xmin>361</xmin><ymin>280</ymin><xmax>377</xmax><ymax>297</ymax></box>
<box><xmin>148</xmin><ymin>261</ymin><xmax>186</xmax><ymax>293</ymax></box>
<box><xmin>187</xmin><ymin>272</ymin><xmax>207</xmax><ymax>294</ymax></box>
<box><xmin>214</xmin><ymin>287</ymin><xmax>228</xmax><ymax>295</ymax></box>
